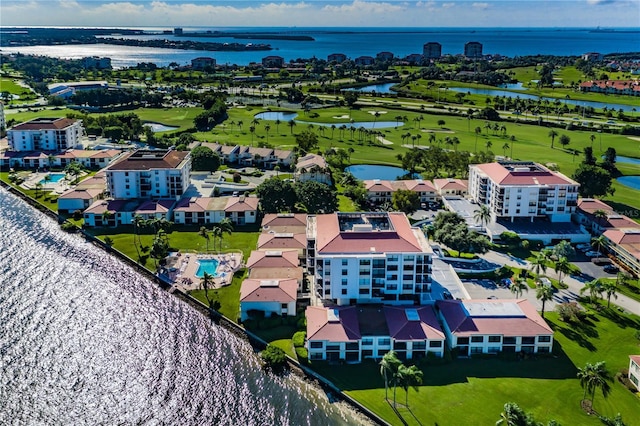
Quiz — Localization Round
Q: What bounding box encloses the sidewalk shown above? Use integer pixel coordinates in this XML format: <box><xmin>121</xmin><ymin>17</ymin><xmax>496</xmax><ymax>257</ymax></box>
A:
<box><xmin>482</xmin><ymin>250</ymin><xmax>640</xmax><ymax>315</ymax></box>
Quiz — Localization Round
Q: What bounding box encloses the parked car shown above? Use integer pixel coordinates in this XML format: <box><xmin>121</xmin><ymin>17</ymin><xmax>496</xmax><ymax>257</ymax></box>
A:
<box><xmin>603</xmin><ymin>264</ymin><xmax>620</xmax><ymax>273</ymax></box>
<box><xmin>591</xmin><ymin>257</ymin><xmax>612</xmax><ymax>265</ymax></box>
<box><xmin>585</xmin><ymin>251</ymin><xmax>602</xmax><ymax>258</ymax></box>
<box><xmin>576</xmin><ymin>244</ymin><xmax>591</xmax><ymax>251</ymax></box>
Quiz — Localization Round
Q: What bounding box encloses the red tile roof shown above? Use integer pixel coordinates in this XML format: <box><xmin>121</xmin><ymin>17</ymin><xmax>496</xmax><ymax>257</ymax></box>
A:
<box><xmin>11</xmin><ymin>118</ymin><xmax>79</xmax><ymax>131</ymax></box>
<box><xmin>306</xmin><ymin>306</ymin><xmax>361</xmax><ymax>341</ymax></box>
<box><xmin>59</xmin><ymin>188</ymin><xmax>103</xmax><ymax>200</ymax></box>
<box><xmin>316</xmin><ymin>213</ymin><xmax>423</xmax><ymax>254</ymax></box>
<box><xmin>224</xmin><ymin>196</ymin><xmax>259</xmax><ymax>212</ymax></box>
<box><xmin>580</xmin><ymin>80</ymin><xmax>640</xmax><ymax>92</ymax></box>
<box><xmin>257</xmin><ymin>233</ymin><xmax>307</xmax><ymax>250</ymax></box>
<box><xmin>384</xmin><ymin>306</ymin><xmax>445</xmax><ymax>341</ymax></box>
<box><xmin>604</xmin><ymin>228</ymin><xmax>640</xmax><ymax>245</ymax></box>
<box><xmin>246</xmin><ymin>250</ymin><xmax>299</xmax><ymax>269</ymax></box>
<box><xmin>434</xmin><ymin>178</ymin><xmax>468</xmax><ymax>192</ymax></box>
<box><xmin>107</xmin><ymin>150</ymin><xmax>189</xmax><ymax>171</ymax></box>
<box><xmin>475</xmin><ymin>162</ymin><xmax>576</xmax><ymax>186</ymax></box>
<box><xmin>135</xmin><ymin>199</ymin><xmax>175</xmax><ymax>214</ymax></box>
<box><xmin>577</xmin><ymin>198</ymin><xmax>614</xmax><ymax>215</ymax></box>
<box><xmin>630</xmin><ymin>355</ymin><xmax>640</xmax><ymax>365</ymax></box>
<box><xmin>437</xmin><ymin>299</ymin><xmax>553</xmax><ymax>337</ymax></box>
<box><xmin>261</xmin><ymin>213</ymin><xmax>307</xmax><ymax>228</ymax></box>
<box><xmin>240</xmin><ymin>278</ymin><xmax>298</xmax><ymax>303</ymax></box>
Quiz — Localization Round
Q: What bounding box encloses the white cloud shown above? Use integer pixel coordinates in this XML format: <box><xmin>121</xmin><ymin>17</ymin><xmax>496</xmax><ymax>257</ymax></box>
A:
<box><xmin>472</xmin><ymin>2</ymin><xmax>489</xmax><ymax>9</ymax></box>
<box><xmin>441</xmin><ymin>2</ymin><xmax>456</xmax><ymax>9</ymax></box>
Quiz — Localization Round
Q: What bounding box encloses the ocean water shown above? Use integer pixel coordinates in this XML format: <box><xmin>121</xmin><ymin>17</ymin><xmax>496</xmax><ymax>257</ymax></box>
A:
<box><xmin>0</xmin><ymin>188</ymin><xmax>366</xmax><ymax>426</ymax></box>
<box><xmin>2</xmin><ymin>27</ymin><xmax>638</xmax><ymax>68</ymax></box>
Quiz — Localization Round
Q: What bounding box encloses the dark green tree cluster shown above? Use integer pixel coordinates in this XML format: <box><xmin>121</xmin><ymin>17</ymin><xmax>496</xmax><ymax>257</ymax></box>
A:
<box><xmin>379</xmin><ymin>351</ymin><xmax>423</xmax><ymax>408</ymax></box>
<box><xmin>71</xmin><ymin>87</ymin><xmax>145</xmax><ymax>107</ymax></box>
<box><xmin>572</xmin><ymin>147</ymin><xmax>616</xmax><ymax>198</ymax></box>
<box><xmin>496</xmin><ymin>402</ymin><xmax>559</xmax><ymax>426</ymax></box>
<box><xmin>194</xmin><ymin>97</ymin><xmax>228</xmax><ymax>131</ymax></box>
<box><xmin>190</xmin><ymin>146</ymin><xmax>221</xmax><ymax>172</ymax></box>
<box><xmin>395</xmin><ymin>147</ymin><xmax>492</xmax><ymax>180</ymax></box>
<box><xmin>255</xmin><ymin>178</ymin><xmax>337</xmax><ymax>214</ymax></box>
<box><xmin>432</xmin><ymin>211</ymin><xmax>490</xmax><ymax>256</ymax></box>
<box><xmin>70</xmin><ymin>112</ymin><xmax>144</xmax><ymax>141</ymax></box>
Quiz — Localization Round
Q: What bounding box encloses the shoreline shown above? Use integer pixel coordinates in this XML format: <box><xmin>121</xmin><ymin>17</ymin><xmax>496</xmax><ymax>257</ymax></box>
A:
<box><xmin>0</xmin><ymin>181</ymin><xmax>386</xmax><ymax>426</ymax></box>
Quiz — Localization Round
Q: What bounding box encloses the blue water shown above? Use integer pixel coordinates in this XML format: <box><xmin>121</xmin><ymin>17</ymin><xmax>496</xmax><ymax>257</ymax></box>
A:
<box><xmin>254</xmin><ymin>111</ymin><xmax>298</xmax><ymax>121</ymax></box>
<box><xmin>616</xmin><ymin>156</ymin><xmax>640</xmax><ymax>165</ymax></box>
<box><xmin>448</xmin><ymin>87</ymin><xmax>637</xmax><ymax>112</ymax></box>
<box><xmin>40</xmin><ymin>173</ymin><xmax>65</xmax><ymax>184</ymax></box>
<box><xmin>3</xmin><ymin>27</ymin><xmax>639</xmax><ymax>68</ymax></box>
<box><xmin>617</xmin><ymin>176</ymin><xmax>640</xmax><ymax>190</ymax></box>
<box><xmin>195</xmin><ymin>258</ymin><xmax>219</xmax><ymax>278</ymax></box>
<box><xmin>301</xmin><ymin>121</ymin><xmax>401</xmax><ymax>129</ymax></box>
<box><xmin>345</xmin><ymin>164</ymin><xmax>411</xmax><ymax>180</ymax></box>
<box><xmin>344</xmin><ymin>83</ymin><xmax>397</xmax><ymax>94</ymax></box>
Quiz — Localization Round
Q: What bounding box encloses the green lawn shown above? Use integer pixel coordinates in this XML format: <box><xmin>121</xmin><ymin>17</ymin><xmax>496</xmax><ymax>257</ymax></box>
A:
<box><xmin>189</xmin><ymin>268</ymin><xmax>245</xmax><ymax>321</ymax></box>
<box><xmin>311</xmin><ymin>306</ymin><xmax>640</xmax><ymax>426</ymax></box>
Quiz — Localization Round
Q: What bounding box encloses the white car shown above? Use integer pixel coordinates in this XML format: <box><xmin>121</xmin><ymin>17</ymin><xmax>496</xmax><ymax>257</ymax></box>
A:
<box><xmin>585</xmin><ymin>251</ymin><xmax>602</xmax><ymax>258</ymax></box>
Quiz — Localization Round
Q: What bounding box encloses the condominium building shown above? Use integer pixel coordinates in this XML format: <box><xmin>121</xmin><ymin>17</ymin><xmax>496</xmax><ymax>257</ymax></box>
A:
<box><xmin>105</xmin><ymin>149</ymin><xmax>191</xmax><ymax>199</ymax></box>
<box><xmin>8</xmin><ymin>118</ymin><xmax>84</xmax><ymax>152</ymax></box>
<box><xmin>437</xmin><ymin>299</ymin><xmax>554</xmax><ymax>355</ymax></box>
<box><xmin>468</xmin><ymin>162</ymin><xmax>579</xmax><ymax>223</ymax></box>
<box><xmin>423</xmin><ymin>42</ymin><xmax>442</xmax><ymax>59</ymax></box>
<box><xmin>363</xmin><ymin>179</ymin><xmax>437</xmax><ymax>205</ymax></box>
<box><xmin>464</xmin><ymin>41</ymin><xmax>483</xmax><ymax>58</ymax></box>
<box><xmin>603</xmin><ymin>228</ymin><xmax>640</xmax><ymax>276</ymax></box>
<box><xmin>307</xmin><ymin>212</ymin><xmax>433</xmax><ymax>305</ymax></box>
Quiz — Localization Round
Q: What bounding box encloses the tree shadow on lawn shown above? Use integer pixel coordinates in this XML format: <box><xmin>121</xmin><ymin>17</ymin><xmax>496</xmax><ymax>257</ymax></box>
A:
<box><xmin>311</xmin><ymin>345</ymin><xmax>577</xmax><ymax>392</ymax></box>
<box><xmin>598</xmin><ymin>306</ymin><xmax>640</xmax><ymax>330</ymax></box>
<box><xmin>549</xmin><ymin>321</ymin><xmax>597</xmax><ymax>352</ymax></box>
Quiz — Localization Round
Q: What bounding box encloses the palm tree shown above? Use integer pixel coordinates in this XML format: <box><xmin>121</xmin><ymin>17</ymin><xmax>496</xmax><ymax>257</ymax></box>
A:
<box><xmin>601</xmin><ymin>280</ymin><xmax>618</xmax><ymax>308</ymax></box>
<box><xmin>474</xmin><ymin>126</ymin><xmax>482</xmax><ymax>151</ymax></box>
<box><xmin>548</xmin><ymin>129</ymin><xmax>558</xmax><ymax>149</ymax></box>
<box><xmin>288</xmin><ymin>119</ymin><xmax>296</xmax><ymax>135</ymax></box>
<box><xmin>200</xmin><ymin>271</ymin><xmax>215</xmax><ymax>308</ymax></box>
<box><xmin>591</xmin><ymin>234</ymin><xmax>607</xmax><ymax>254</ymax></box>
<box><xmin>577</xmin><ymin>361</ymin><xmax>612</xmax><ymax>410</ymax></box>
<box><xmin>485</xmin><ymin>140</ymin><xmax>492</xmax><ymax>152</ymax></box>
<box><xmin>589</xmin><ymin>134</ymin><xmax>596</xmax><ymax>148</ymax></box>
<box><xmin>502</xmin><ymin>142</ymin><xmax>510</xmax><ymax>157</ymax></box>
<box><xmin>554</xmin><ymin>256</ymin><xmax>572</xmax><ymax>287</ymax></box>
<box><xmin>210</xmin><ymin>225</ymin><xmax>223</xmax><ymax>253</ymax></box>
<box><xmin>379</xmin><ymin>351</ymin><xmax>401</xmax><ymax>401</ymax></box>
<box><xmin>216</xmin><ymin>217</ymin><xmax>234</xmax><ymax>251</ymax></box>
<box><xmin>510</xmin><ymin>278</ymin><xmax>528</xmax><ymax>299</ymax></box>
<box><xmin>580</xmin><ymin>279</ymin><xmax>603</xmax><ymax>303</ymax></box>
<box><xmin>536</xmin><ymin>284</ymin><xmax>554</xmax><ymax>317</ymax></box>
<box><xmin>473</xmin><ymin>205</ymin><xmax>491</xmax><ymax>230</ymax></box>
<box><xmin>34</xmin><ymin>182</ymin><xmax>43</xmax><ymax>199</ymax></box>
<box><xmin>132</xmin><ymin>214</ymin><xmax>144</xmax><ymax>261</ymax></box>
<box><xmin>249</xmin><ymin>126</ymin><xmax>256</xmax><ymax>145</ymax></box>
<box><xmin>397</xmin><ymin>364</ymin><xmax>423</xmax><ymax>408</ymax></box>
<box><xmin>275</xmin><ymin>119</ymin><xmax>281</xmax><ymax>133</ymax></box>
<box><xmin>199</xmin><ymin>226</ymin><xmax>210</xmax><ymax>252</ymax></box>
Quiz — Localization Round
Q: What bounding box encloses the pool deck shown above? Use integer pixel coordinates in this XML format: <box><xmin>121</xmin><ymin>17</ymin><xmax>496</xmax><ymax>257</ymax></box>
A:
<box><xmin>169</xmin><ymin>252</ymin><xmax>243</xmax><ymax>292</ymax></box>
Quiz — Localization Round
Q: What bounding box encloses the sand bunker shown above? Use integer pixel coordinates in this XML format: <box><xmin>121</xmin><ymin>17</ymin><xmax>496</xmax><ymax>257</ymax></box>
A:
<box><xmin>376</xmin><ymin>136</ymin><xmax>394</xmax><ymax>145</ymax></box>
<box><xmin>332</xmin><ymin>115</ymin><xmax>350</xmax><ymax>119</ymax></box>
<box><xmin>421</xmin><ymin>129</ymin><xmax>455</xmax><ymax>134</ymax></box>
<box><xmin>367</xmin><ymin>110</ymin><xmax>388</xmax><ymax>115</ymax></box>
<box><xmin>627</xmin><ymin>136</ymin><xmax>640</xmax><ymax>142</ymax></box>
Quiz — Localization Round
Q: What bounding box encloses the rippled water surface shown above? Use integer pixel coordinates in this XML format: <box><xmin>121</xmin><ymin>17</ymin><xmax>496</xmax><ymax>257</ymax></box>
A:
<box><xmin>0</xmin><ymin>188</ymin><xmax>365</xmax><ymax>425</ymax></box>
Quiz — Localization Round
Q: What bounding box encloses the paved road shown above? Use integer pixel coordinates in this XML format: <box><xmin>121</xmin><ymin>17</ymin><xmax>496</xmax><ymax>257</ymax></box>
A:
<box><xmin>482</xmin><ymin>250</ymin><xmax>640</xmax><ymax>315</ymax></box>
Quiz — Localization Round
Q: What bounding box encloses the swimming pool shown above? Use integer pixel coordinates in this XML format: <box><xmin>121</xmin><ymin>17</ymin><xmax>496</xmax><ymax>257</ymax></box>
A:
<box><xmin>40</xmin><ymin>173</ymin><xmax>66</xmax><ymax>184</ymax></box>
<box><xmin>195</xmin><ymin>259</ymin><xmax>219</xmax><ymax>278</ymax></box>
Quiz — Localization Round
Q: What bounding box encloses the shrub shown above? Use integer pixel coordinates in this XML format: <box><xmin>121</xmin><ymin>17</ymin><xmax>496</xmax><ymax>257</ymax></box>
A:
<box><xmin>292</xmin><ymin>331</ymin><xmax>306</xmax><ymax>347</ymax></box>
<box><xmin>556</xmin><ymin>302</ymin><xmax>586</xmax><ymax>323</ymax></box>
<box><xmin>233</xmin><ymin>172</ymin><xmax>241</xmax><ymax>183</ymax></box>
<box><xmin>60</xmin><ymin>221</ymin><xmax>77</xmax><ymax>232</ymax></box>
<box><xmin>261</xmin><ymin>345</ymin><xmax>287</xmax><ymax>369</ymax></box>
<box><xmin>295</xmin><ymin>346</ymin><xmax>308</xmax><ymax>361</ymax></box>
<box><xmin>247</xmin><ymin>309</ymin><xmax>265</xmax><ymax>319</ymax></box>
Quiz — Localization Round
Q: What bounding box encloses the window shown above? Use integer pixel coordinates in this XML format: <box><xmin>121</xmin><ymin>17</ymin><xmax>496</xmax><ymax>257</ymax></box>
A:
<box><xmin>471</xmin><ymin>336</ymin><xmax>484</xmax><ymax>343</ymax></box>
<box><xmin>470</xmin><ymin>347</ymin><xmax>483</xmax><ymax>354</ymax></box>
<box><xmin>310</xmin><ymin>341</ymin><xmax>323</xmax><ymax>349</ymax></box>
<box><xmin>341</xmin><ymin>289</ymin><xmax>347</xmax><ymax>295</ymax></box>
<box><xmin>537</xmin><ymin>347</ymin><xmax>550</xmax><ymax>354</ymax></box>
<box><xmin>503</xmin><ymin>337</ymin><xmax>516</xmax><ymax>345</ymax></box>
<box><xmin>342</xmin><ymin>269</ymin><xmax>348</xmax><ymax>276</ymax></box>
<box><xmin>378</xmin><ymin>338</ymin><xmax>391</xmax><ymax>346</ymax></box>
<box><xmin>341</xmin><ymin>279</ymin><xmax>347</xmax><ymax>286</ymax></box>
<box><xmin>522</xmin><ymin>337</ymin><xmax>535</xmax><ymax>345</ymax></box>
<box><xmin>345</xmin><ymin>342</ymin><xmax>359</xmax><ymax>351</ymax></box>
<box><xmin>488</xmin><ymin>346</ymin><xmax>501</xmax><ymax>353</ymax></box>
<box><xmin>342</xmin><ymin>259</ymin><xmax>348</xmax><ymax>266</ymax></box>
<box><xmin>394</xmin><ymin>342</ymin><xmax>407</xmax><ymax>350</ymax></box>
<box><xmin>413</xmin><ymin>341</ymin><xmax>426</xmax><ymax>350</ymax></box>
<box><xmin>488</xmin><ymin>336</ymin><xmax>501</xmax><ymax>343</ymax></box>
<box><xmin>362</xmin><ymin>349</ymin><xmax>373</xmax><ymax>357</ymax></box>
<box><xmin>457</xmin><ymin>337</ymin><xmax>469</xmax><ymax>345</ymax></box>
<box><xmin>538</xmin><ymin>335</ymin><xmax>551</xmax><ymax>343</ymax></box>
<box><xmin>429</xmin><ymin>341</ymin><xmax>442</xmax><ymax>348</ymax></box>
<box><xmin>359</xmin><ymin>259</ymin><xmax>371</xmax><ymax>266</ymax></box>
<box><xmin>362</xmin><ymin>339</ymin><xmax>373</xmax><ymax>346</ymax></box>
<box><xmin>281</xmin><ymin>303</ymin><xmax>288</xmax><ymax>310</ymax></box>
<box><xmin>359</xmin><ymin>289</ymin><xmax>369</xmax><ymax>295</ymax></box>
<box><xmin>310</xmin><ymin>353</ymin><xmax>323</xmax><ymax>360</ymax></box>
<box><xmin>326</xmin><ymin>344</ymin><xmax>340</xmax><ymax>351</ymax></box>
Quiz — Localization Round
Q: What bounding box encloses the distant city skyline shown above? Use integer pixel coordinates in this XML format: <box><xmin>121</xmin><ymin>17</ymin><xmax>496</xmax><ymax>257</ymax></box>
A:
<box><xmin>1</xmin><ymin>0</ymin><xmax>638</xmax><ymax>28</ymax></box>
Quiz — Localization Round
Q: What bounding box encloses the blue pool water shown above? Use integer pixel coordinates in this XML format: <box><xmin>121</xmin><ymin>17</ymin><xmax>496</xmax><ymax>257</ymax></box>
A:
<box><xmin>195</xmin><ymin>259</ymin><xmax>220</xmax><ymax>278</ymax></box>
<box><xmin>615</xmin><ymin>156</ymin><xmax>640</xmax><ymax>166</ymax></box>
<box><xmin>345</xmin><ymin>164</ymin><xmax>413</xmax><ymax>180</ymax></box>
<box><xmin>144</xmin><ymin>122</ymin><xmax>179</xmax><ymax>132</ymax></box>
<box><xmin>344</xmin><ymin>83</ymin><xmax>397</xmax><ymax>94</ymax></box>
<box><xmin>617</xmin><ymin>176</ymin><xmax>640</xmax><ymax>190</ymax></box>
<box><xmin>40</xmin><ymin>173</ymin><xmax>66</xmax><ymax>184</ymax></box>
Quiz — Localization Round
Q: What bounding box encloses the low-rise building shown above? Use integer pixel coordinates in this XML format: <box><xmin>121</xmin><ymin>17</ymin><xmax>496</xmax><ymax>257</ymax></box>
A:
<box><xmin>603</xmin><ymin>228</ymin><xmax>640</xmax><ymax>276</ymax></box>
<box><xmin>240</xmin><ymin>278</ymin><xmax>298</xmax><ymax>321</ymax></box>
<box><xmin>246</xmin><ymin>249</ymin><xmax>299</xmax><ymax>270</ymax></box>
<box><xmin>172</xmin><ymin>196</ymin><xmax>259</xmax><ymax>225</ymax></box>
<box><xmin>224</xmin><ymin>196</ymin><xmax>259</xmax><ymax>225</ymax></box>
<box><xmin>261</xmin><ymin>213</ymin><xmax>308</xmax><ymax>234</ymax></box>
<box><xmin>433</xmin><ymin>178</ymin><xmax>468</xmax><ymax>197</ymax></box>
<box><xmin>327</xmin><ymin>53</ymin><xmax>347</xmax><ymax>63</ymax></box>
<box><xmin>464</xmin><ymin>41</ymin><xmax>483</xmax><ymax>59</ymax></box>
<box><xmin>629</xmin><ymin>355</ymin><xmax>640</xmax><ymax>391</ymax></box>
<box><xmin>305</xmin><ymin>305</ymin><xmax>445</xmax><ymax>362</ymax></box>
<box><xmin>83</xmin><ymin>199</ymin><xmax>139</xmax><ymax>227</ymax></box>
<box><xmin>295</xmin><ymin>154</ymin><xmax>331</xmax><ymax>185</ymax></box>
<box><xmin>8</xmin><ymin>118</ymin><xmax>84</xmax><ymax>152</ymax></box>
<box><xmin>363</xmin><ymin>179</ymin><xmax>437</xmax><ymax>205</ymax></box>
<box><xmin>437</xmin><ymin>299</ymin><xmax>554</xmax><ymax>356</ymax></box>
<box><xmin>355</xmin><ymin>56</ymin><xmax>375</xmax><ymax>66</ymax></box>
<box><xmin>262</xmin><ymin>55</ymin><xmax>284</xmax><ymax>68</ymax></box>
<box><xmin>58</xmin><ymin>187</ymin><xmax>104</xmax><ymax>214</ymax></box>
<box><xmin>423</xmin><ymin>42</ymin><xmax>442</xmax><ymax>59</ymax></box>
<box><xmin>134</xmin><ymin>199</ymin><xmax>175</xmax><ymax>221</ymax></box>
<box><xmin>376</xmin><ymin>51</ymin><xmax>394</xmax><ymax>61</ymax></box>
<box><xmin>82</xmin><ymin>57</ymin><xmax>112</xmax><ymax>69</ymax></box>
<box><xmin>579</xmin><ymin>80</ymin><xmax>640</xmax><ymax>96</ymax></box>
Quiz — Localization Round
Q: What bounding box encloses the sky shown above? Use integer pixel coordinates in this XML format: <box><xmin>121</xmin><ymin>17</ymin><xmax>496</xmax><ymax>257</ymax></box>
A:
<box><xmin>1</xmin><ymin>0</ymin><xmax>639</xmax><ymax>28</ymax></box>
